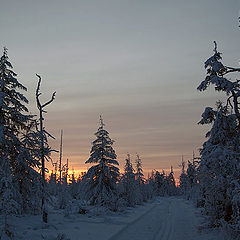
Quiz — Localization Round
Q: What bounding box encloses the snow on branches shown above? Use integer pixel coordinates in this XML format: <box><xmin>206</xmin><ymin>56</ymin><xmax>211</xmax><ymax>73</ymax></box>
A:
<box><xmin>84</xmin><ymin>116</ymin><xmax>119</xmax><ymax>207</ymax></box>
<box><xmin>196</xmin><ymin>42</ymin><xmax>240</xmax><ymax>233</ymax></box>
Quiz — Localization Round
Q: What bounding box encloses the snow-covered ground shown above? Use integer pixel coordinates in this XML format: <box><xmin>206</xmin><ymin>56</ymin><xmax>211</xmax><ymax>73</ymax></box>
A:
<box><xmin>2</xmin><ymin>197</ymin><xmax>223</xmax><ymax>240</ymax></box>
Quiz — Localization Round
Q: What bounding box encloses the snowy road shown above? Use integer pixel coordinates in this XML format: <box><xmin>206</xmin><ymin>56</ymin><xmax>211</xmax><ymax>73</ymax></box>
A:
<box><xmin>109</xmin><ymin>197</ymin><xmax>222</xmax><ymax>240</ymax></box>
<box><xmin>11</xmin><ymin>197</ymin><xmax>223</xmax><ymax>240</ymax></box>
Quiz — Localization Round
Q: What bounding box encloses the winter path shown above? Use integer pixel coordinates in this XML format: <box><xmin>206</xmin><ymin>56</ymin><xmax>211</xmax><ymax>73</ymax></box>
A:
<box><xmin>109</xmin><ymin>197</ymin><xmax>223</xmax><ymax>240</ymax></box>
<box><xmin>5</xmin><ymin>197</ymin><xmax>223</xmax><ymax>240</ymax></box>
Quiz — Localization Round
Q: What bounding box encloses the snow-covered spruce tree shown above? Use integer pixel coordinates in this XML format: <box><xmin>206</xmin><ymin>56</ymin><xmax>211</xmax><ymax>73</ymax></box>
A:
<box><xmin>84</xmin><ymin>116</ymin><xmax>120</xmax><ymax>208</ymax></box>
<box><xmin>15</xmin><ymin>119</ymin><xmax>44</xmax><ymax>214</ymax></box>
<box><xmin>58</xmin><ymin>182</ymin><xmax>71</xmax><ymax>210</ymax></box>
<box><xmin>167</xmin><ymin>166</ymin><xmax>176</xmax><ymax>196</ymax></box>
<box><xmin>198</xmin><ymin>104</ymin><xmax>239</xmax><ymax>225</ymax></box>
<box><xmin>0</xmin><ymin>48</ymin><xmax>42</xmax><ymax>216</ymax></box>
<box><xmin>179</xmin><ymin>159</ymin><xmax>189</xmax><ymax>196</ymax></box>
<box><xmin>0</xmin><ymin>154</ymin><xmax>19</xmax><ymax>236</ymax></box>
<box><xmin>197</xmin><ymin>42</ymin><xmax>240</xmax><ymax>231</ymax></box>
<box><xmin>48</xmin><ymin>170</ymin><xmax>58</xmax><ymax>196</ymax></box>
<box><xmin>121</xmin><ymin>154</ymin><xmax>138</xmax><ymax>206</ymax></box>
<box><xmin>185</xmin><ymin>159</ymin><xmax>200</xmax><ymax>203</ymax></box>
<box><xmin>135</xmin><ymin>153</ymin><xmax>144</xmax><ymax>184</ymax></box>
<box><xmin>135</xmin><ymin>153</ymin><xmax>146</xmax><ymax>202</ymax></box>
<box><xmin>154</xmin><ymin>170</ymin><xmax>167</xmax><ymax>196</ymax></box>
<box><xmin>69</xmin><ymin>171</ymin><xmax>78</xmax><ymax>199</ymax></box>
<box><xmin>144</xmin><ymin>172</ymin><xmax>155</xmax><ymax>200</ymax></box>
<box><xmin>48</xmin><ymin>160</ymin><xmax>58</xmax><ymax>196</ymax></box>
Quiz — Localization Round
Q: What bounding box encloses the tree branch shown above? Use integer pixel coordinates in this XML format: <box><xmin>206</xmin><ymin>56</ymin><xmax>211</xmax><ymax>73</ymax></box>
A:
<box><xmin>36</xmin><ymin>74</ymin><xmax>42</xmax><ymax>110</ymax></box>
<box><xmin>42</xmin><ymin>91</ymin><xmax>56</xmax><ymax>108</ymax></box>
<box><xmin>226</xmin><ymin>95</ymin><xmax>233</xmax><ymax>109</ymax></box>
<box><xmin>213</xmin><ymin>41</ymin><xmax>217</xmax><ymax>54</ymax></box>
<box><xmin>225</xmin><ymin>67</ymin><xmax>240</xmax><ymax>74</ymax></box>
<box><xmin>36</xmin><ymin>74</ymin><xmax>56</xmax><ymax>109</ymax></box>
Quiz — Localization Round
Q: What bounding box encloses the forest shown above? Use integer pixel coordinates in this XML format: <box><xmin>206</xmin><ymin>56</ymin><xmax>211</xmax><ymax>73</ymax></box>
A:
<box><xmin>0</xmin><ymin>40</ymin><xmax>240</xmax><ymax>240</ymax></box>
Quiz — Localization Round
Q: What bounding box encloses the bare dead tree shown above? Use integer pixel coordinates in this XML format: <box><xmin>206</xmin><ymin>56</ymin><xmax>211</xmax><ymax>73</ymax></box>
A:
<box><xmin>59</xmin><ymin>129</ymin><xmax>63</xmax><ymax>184</ymax></box>
<box><xmin>36</xmin><ymin>74</ymin><xmax>56</xmax><ymax>223</ymax></box>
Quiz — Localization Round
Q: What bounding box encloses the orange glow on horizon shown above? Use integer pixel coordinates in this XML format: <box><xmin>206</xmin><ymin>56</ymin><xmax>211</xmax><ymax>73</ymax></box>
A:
<box><xmin>46</xmin><ymin>164</ymin><xmax>182</xmax><ymax>185</ymax></box>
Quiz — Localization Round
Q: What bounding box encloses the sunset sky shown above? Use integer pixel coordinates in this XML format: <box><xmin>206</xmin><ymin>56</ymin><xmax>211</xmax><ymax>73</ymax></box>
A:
<box><xmin>1</xmin><ymin>0</ymin><xmax>239</xmax><ymax>178</ymax></box>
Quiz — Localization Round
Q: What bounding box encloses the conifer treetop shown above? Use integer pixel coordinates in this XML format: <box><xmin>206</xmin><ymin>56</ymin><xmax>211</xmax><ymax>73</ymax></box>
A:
<box><xmin>86</xmin><ymin>116</ymin><xmax>118</xmax><ymax>165</ymax></box>
<box><xmin>0</xmin><ymin>48</ymin><xmax>28</xmax><ymax>94</ymax></box>
<box><xmin>0</xmin><ymin>48</ymin><xmax>30</xmax><ymax>143</ymax></box>
<box><xmin>135</xmin><ymin>153</ymin><xmax>143</xmax><ymax>175</ymax></box>
<box><xmin>99</xmin><ymin>115</ymin><xmax>105</xmax><ymax>129</ymax></box>
<box><xmin>124</xmin><ymin>153</ymin><xmax>134</xmax><ymax>174</ymax></box>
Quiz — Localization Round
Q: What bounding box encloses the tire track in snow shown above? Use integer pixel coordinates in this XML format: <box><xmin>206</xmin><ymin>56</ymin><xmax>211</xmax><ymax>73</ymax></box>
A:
<box><xmin>108</xmin><ymin>198</ymin><xmax>166</xmax><ymax>240</ymax></box>
<box><xmin>154</xmin><ymin>197</ymin><xmax>201</xmax><ymax>240</ymax></box>
<box><xmin>108</xmin><ymin>204</ymin><xmax>157</xmax><ymax>240</ymax></box>
<box><xmin>153</xmin><ymin>199</ymin><xmax>173</xmax><ymax>240</ymax></box>
<box><xmin>108</xmin><ymin>197</ymin><xmax>223</xmax><ymax>240</ymax></box>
